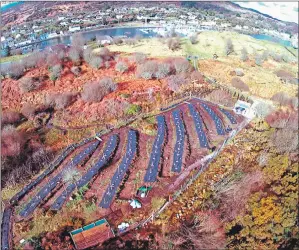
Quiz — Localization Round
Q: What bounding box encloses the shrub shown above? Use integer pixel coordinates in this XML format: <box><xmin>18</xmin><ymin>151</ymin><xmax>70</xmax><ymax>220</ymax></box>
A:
<box><xmin>125</xmin><ymin>38</ymin><xmax>137</xmax><ymax>46</ymax></box>
<box><xmin>190</xmin><ymin>71</ymin><xmax>204</xmax><ymax>83</ymax></box>
<box><xmin>125</xmin><ymin>104</ymin><xmax>141</xmax><ymax>116</ymax></box>
<box><xmin>71</xmin><ymin>33</ymin><xmax>85</xmax><ymax>48</ymax></box>
<box><xmin>207</xmin><ymin>89</ymin><xmax>234</xmax><ymax>107</ymax></box>
<box><xmin>240</xmin><ymin>47</ymin><xmax>248</xmax><ymax>61</ymax></box>
<box><xmin>189</xmin><ymin>34</ymin><xmax>198</xmax><ymax>44</ymax></box>
<box><xmin>231</xmin><ymin>77</ymin><xmax>249</xmax><ymax>92</ymax></box>
<box><xmin>136</xmin><ymin>61</ymin><xmax>157</xmax><ymax>79</ymax></box>
<box><xmin>129</xmin><ymin>52</ymin><xmax>147</xmax><ymax>64</ymax></box>
<box><xmin>275</xmin><ymin>70</ymin><xmax>295</xmax><ymax>83</ymax></box>
<box><xmin>50</xmin><ymin>64</ymin><xmax>62</xmax><ymax>81</ymax></box>
<box><xmin>46</xmin><ymin>53</ymin><xmax>60</xmax><ymax>67</ymax></box>
<box><xmin>224</xmin><ymin>38</ymin><xmax>234</xmax><ymax>55</ymax></box>
<box><xmin>83</xmin><ymin>47</ymin><xmax>93</xmax><ymax>64</ymax></box>
<box><xmin>173</xmin><ymin>58</ymin><xmax>192</xmax><ymax>74</ymax></box>
<box><xmin>21</xmin><ymin>103</ymin><xmax>37</xmax><ymax>119</ymax></box>
<box><xmin>23</xmin><ymin>51</ymin><xmax>40</xmax><ymax>69</ymax></box>
<box><xmin>270</xmin><ymin>52</ymin><xmax>282</xmax><ymax>62</ymax></box>
<box><xmin>266</xmin><ymin>110</ymin><xmax>298</xmax><ymax>130</ymax></box>
<box><xmin>81</xmin><ymin>77</ymin><xmax>116</xmax><ymax>103</ymax></box>
<box><xmin>19</xmin><ymin>77</ymin><xmax>41</xmax><ymax>93</ymax></box>
<box><xmin>215</xmin><ymin>171</ymin><xmax>264</xmax><ymax>221</ymax></box>
<box><xmin>235</xmin><ymin>68</ymin><xmax>244</xmax><ymax>77</ymax></box>
<box><xmin>167</xmin><ymin>75</ymin><xmax>187</xmax><ymax>92</ymax></box>
<box><xmin>155</xmin><ymin>63</ymin><xmax>171</xmax><ymax>79</ymax></box>
<box><xmin>71</xmin><ymin>66</ymin><xmax>81</xmax><ymax>76</ymax></box>
<box><xmin>45</xmin><ymin>92</ymin><xmax>76</xmax><ymax>110</ymax></box>
<box><xmin>113</xmin><ymin>37</ymin><xmax>123</xmax><ymax>45</ymax></box>
<box><xmin>98</xmin><ymin>47</ymin><xmax>111</xmax><ymax>60</ymax></box>
<box><xmin>167</xmin><ymin>38</ymin><xmax>181</xmax><ymax>51</ymax></box>
<box><xmin>1</xmin><ymin>125</ymin><xmax>24</xmax><ymax>157</ymax></box>
<box><xmin>165</xmin><ymin>211</ymin><xmax>226</xmax><ymax>250</ymax></box>
<box><xmin>1</xmin><ymin>111</ymin><xmax>22</xmax><ymax>125</ymax></box>
<box><xmin>115</xmin><ymin>61</ymin><xmax>128</xmax><ymax>73</ymax></box>
<box><xmin>104</xmin><ymin>61</ymin><xmax>110</xmax><ymax>69</ymax></box>
<box><xmin>252</xmin><ymin>102</ymin><xmax>273</xmax><ymax>118</ymax></box>
<box><xmin>271</xmin><ymin>129</ymin><xmax>298</xmax><ymax>153</ymax></box>
<box><xmin>271</xmin><ymin>92</ymin><xmax>290</xmax><ymax>106</ymax></box>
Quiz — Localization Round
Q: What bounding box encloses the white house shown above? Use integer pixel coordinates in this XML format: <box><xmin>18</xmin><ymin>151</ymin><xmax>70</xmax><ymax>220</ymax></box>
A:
<box><xmin>69</xmin><ymin>26</ymin><xmax>81</xmax><ymax>32</ymax></box>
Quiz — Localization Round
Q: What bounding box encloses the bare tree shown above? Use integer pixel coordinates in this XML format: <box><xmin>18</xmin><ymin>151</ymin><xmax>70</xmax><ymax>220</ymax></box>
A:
<box><xmin>136</xmin><ymin>61</ymin><xmax>157</xmax><ymax>79</ymax></box>
<box><xmin>167</xmin><ymin>38</ymin><xmax>181</xmax><ymax>51</ymax></box>
<box><xmin>69</xmin><ymin>47</ymin><xmax>81</xmax><ymax>64</ymax></box>
<box><xmin>224</xmin><ymin>38</ymin><xmax>234</xmax><ymax>56</ymax></box>
<box><xmin>8</xmin><ymin>62</ymin><xmax>24</xmax><ymax>79</ymax></box>
<box><xmin>50</xmin><ymin>64</ymin><xmax>62</xmax><ymax>81</ymax></box>
<box><xmin>21</xmin><ymin>103</ymin><xmax>37</xmax><ymax>119</ymax></box>
<box><xmin>189</xmin><ymin>33</ymin><xmax>198</xmax><ymax>44</ymax></box>
<box><xmin>231</xmin><ymin>77</ymin><xmax>249</xmax><ymax>92</ymax></box>
<box><xmin>1</xmin><ymin>111</ymin><xmax>22</xmax><ymax>126</ymax></box>
<box><xmin>167</xmin><ymin>75</ymin><xmax>187</xmax><ymax>92</ymax></box>
<box><xmin>90</xmin><ymin>56</ymin><xmax>103</xmax><ymax>69</ymax></box>
<box><xmin>240</xmin><ymin>47</ymin><xmax>248</xmax><ymax>61</ymax></box>
<box><xmin>155</xmin><ymin>63</ymin><xmax>171</xmax><ymax>79</ymax></box>
<box><xmin>1</xmin><ymin>125</ymin><xmax>24</xmax><ymax>157</ymax></box>
<box><xmin>129</xmin><ymin>52</ymin><xmax>147</xmax><ymax>64</ymax></box>
<box><xmin>19</xmin><ymin>77</ymin><xmax>41</xmax><ymax>94</ymax></box>
<box><xmin>81</xmin><ymin>77</ymin><xmax>117</xmax><ymax>103</ymax></box>
<box><xmin>173</xmin><ymin>58</ymin><xmax>192</xmax><ymax>74</ymax></box>
<box><xmin>271</xmin><ymin>128</ymin><xmax>298</xmax><ymax>153</ymax></box>
<box><xmin>207</xmin><ymin>89</ymin><xmax>234</xmax><ymax>107</ymax></box>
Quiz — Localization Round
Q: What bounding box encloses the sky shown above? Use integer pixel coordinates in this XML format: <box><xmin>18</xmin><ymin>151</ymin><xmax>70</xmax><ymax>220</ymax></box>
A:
<box><xmin>235</xmin><ymin>2</ymin><xmax>298</xmax><ymax>24</ymax></box>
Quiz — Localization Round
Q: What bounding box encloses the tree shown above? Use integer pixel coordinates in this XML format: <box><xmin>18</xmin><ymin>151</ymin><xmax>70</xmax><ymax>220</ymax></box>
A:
<box><xmin>240</xmin><ymin>47</ymin><xmax>248</xmax><ymax>61</ymax></box>
<box><xmin>115</xmin><ymin>61</ymin><xmax>128</xmax><ymax>73</ymax></box>
<box><xmin>224</xmin><ymin>38</ymin><xmax>234</xmax><ymax>56</ymax></box>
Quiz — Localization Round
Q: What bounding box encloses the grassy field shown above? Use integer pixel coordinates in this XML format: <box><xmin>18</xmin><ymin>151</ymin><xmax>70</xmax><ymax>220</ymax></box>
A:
<box><xmin>0</xmin><ymin>54</ymin><xmax>28</xmax><ymax>63</ymax></box>
<box><xmin>104</xmin><ymin>31</ymin><xmax>297</xmax><ymax>61</ymax></box>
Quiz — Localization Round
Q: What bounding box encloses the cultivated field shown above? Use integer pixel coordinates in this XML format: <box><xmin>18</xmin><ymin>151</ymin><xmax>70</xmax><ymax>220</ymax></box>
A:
<box><xmin>2</xmin><ymin>97</ymin><xmax>246</xmax><ymax>249</ymax></box>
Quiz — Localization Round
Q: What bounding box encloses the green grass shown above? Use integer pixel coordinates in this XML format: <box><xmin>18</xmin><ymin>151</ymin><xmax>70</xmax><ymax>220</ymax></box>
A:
<box><xmin>0</xmin><ymin>54</ymin><xmax>28</xmax><ymax>63</ymax></box>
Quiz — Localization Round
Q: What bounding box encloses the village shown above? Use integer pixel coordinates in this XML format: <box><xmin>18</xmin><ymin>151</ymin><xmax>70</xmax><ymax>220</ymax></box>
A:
<box><xmin>1</xmin><ymin>2</ymin><xmax>298</xmax><ymax>56</ymax></box>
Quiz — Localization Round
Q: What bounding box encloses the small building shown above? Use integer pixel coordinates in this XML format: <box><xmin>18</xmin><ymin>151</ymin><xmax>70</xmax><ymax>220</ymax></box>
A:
<box><xmin>70</xmin><ymin>218</ymin><xmax>115</xmax><ymax>250</ymax></box>
<box><xmin>233</xmin><ymin>100</ymin><xmax>255</xmax><ymax>119</ymax></box>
